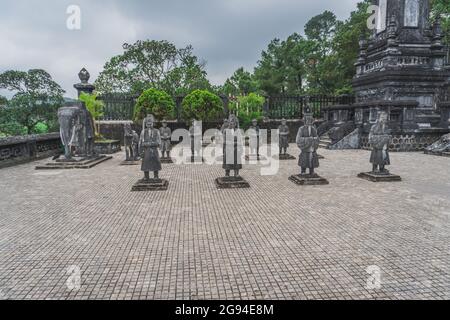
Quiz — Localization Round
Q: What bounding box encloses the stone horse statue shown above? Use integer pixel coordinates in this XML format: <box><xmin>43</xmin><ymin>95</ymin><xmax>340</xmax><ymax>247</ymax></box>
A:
<box><xmin>124</xmin><ymin>123</ymin><xmax>140</xmax><ymax>161</ymax></box>
<box><xmin>57</xmin><ymin>102</ymin><xmax>95</xmax><ymax>160</ymax></box>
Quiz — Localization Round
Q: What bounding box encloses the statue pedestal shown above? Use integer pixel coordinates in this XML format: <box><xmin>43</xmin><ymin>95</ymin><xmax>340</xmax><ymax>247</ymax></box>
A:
<box><xmin>289</xmin><ymin>174</ymin><xmax>329</xmax><ymax>186</ymax></box>
<box><xmin>120</xmin><ymin>160</ymin><xmax>140</xmax><ymax>166</ymax></box>
<box><xmin>160</xmin><ymin>157</ymin><xmax>174</xmax><ymax>164</ymax></box>
<box><xmin>275</xmin><ymin>154</ymin><xmax>296</xmax><ymax>160</ymax></box>
<box><xmin>131</xmin><ymin>178</ymin><xmax>169</xmax><ymax>191</ymax></box>
<box><xmin>358</xmin><ymin>172</ymin><xmax>402</xmax><ymax>182</ymax></box>
<box><xmin>35</xmin><ymin>155</ymin><xmax>112</xmax><ymax>170</ymax></box>
<box><xmin>215</xmin><ymin>176</ymin><xmax>250</xmax><ymax>189</ymax></box>
<box><xmin>245</xmin><ymin>154</ymin><xmax>267</xmax><ymax>162</ymax></box>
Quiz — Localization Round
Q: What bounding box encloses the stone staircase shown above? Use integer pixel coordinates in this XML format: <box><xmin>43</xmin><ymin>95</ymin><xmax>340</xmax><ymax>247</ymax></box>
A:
<box><xmin>319</xmin><ymin>133</ymin><xmax>332</xmax><ymax>149</ymax></box>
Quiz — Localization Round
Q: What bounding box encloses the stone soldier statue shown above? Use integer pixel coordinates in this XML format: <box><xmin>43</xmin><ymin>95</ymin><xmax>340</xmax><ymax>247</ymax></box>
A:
<box><xmin>189</xmin><ymin>119</ymin><xmax>202</xmax><ymax>158</ymax></box>
<box><xmin>296</xmin><ymin>108</ymin><xmax>320</xmax><ymax>175</ymax></box>
<box><xmin>220</xmin><ymin>118</ymin><xmax>229</xmax><ymax>133</ymax></box>
<box><xmin>139</xmin><ymin>115</ymin><xmax>162</xmax><ymax>181</ymax></box>
<box><xmin>124</xmin><ymin>123</ymin><xmax>139</xmax><ymax>161</ymax></box>
<box><xmin>278</xmin><ymin>119</ymin><xmax>290</xmax><ymax>155</ymax></box>
<box><xmin>248</xmin><ymin>118</ymin><xmax>261</xmax><ymax>157</ymax></box>
<box><xmin>159</xmin><ymin>120</ymin><xmax>172</xmax><ymax>159</ymax></box>
<box><xmin>369</xmin><ymin>112</ymin><xmax>391</xmax><ymax>174</ymax></box>
<box><xmin>223</xmin><ymin>114</ymin><xmax>244</xmax><ymax>177</ymax></box>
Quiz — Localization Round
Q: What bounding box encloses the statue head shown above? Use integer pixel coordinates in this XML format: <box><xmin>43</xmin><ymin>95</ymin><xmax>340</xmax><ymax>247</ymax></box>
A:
<box><xmin>281</xmin><ymin>118</ymin><xmax>287</xmax><ymax>126</ymax></box>
<box><xmin>223</xmin><ymin>118</ymin><xmax>229</xmax><ymax>125</ymax></box>
<box><xmin>144</xmin><ymin>114</ymin><xmax>155</xmax><ymax>129</ymax></box>
<box><xmin>303</xmin><ymin>106</ymin><xmax>314</xmax><ymax>126</ymax></box>
<box><xmin>124</xmin><ymin>123</ymin><xmax>132</xmax><ymax>134</ymax></box>
<box><xmin>378</xmin><ymin>111</ymin><xmax>388</xmax><ymax>124</ymax></box>
<box><xmin>228</xmin><ymin>114</ymin><xmax>239</xmax><ymax>129</ymax></box>
<box><xmin>251</xmin><ymin>119</ymin><xmax>258</xmax><ymax>126</ymax></box>
<box><xmin>162</xmin><ymin>120</ymin><xmax>168</xmax><ymax>128</ymax></box>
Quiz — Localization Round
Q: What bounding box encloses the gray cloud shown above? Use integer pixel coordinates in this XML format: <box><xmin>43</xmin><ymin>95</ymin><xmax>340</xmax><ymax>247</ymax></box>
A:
<box><xmin>0</xmin><ymin>0</ymin><xmax>359</xmax><ymax>98</ymax></box>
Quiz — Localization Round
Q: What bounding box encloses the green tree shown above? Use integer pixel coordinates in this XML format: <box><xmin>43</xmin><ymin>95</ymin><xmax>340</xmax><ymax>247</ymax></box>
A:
<box><xmin>223</xmin><ymin>67</ymin><xmax>258</xmax><ymax>96</ymax></box>
<box><xmin>95</xmin><ymin>40</ymin><xmax>211</xmax><ymax>96</ymax></box>
<box><xmin>0</xmin><ymin>95</ymin><xmax>7</xmax><ymax>106</ymax></box>
<box><xmin>181</xmin><ymin>90</ymin><xmax>224</xmax><ymax>122</ymax></box>
<box><xmin>0</xmin><ymin>69</ymin><xmax>64</xmax><ymax>135</ymax></box>
<box><xmin>229</xmin><ymin>93</ymin><xmax>265</xmax><ymax>128</ymax></box>
<box><xmin>79</xmin><ymin>92</ymin><xmax>105</xmax><ymax>137</ymax></box>
<box><xmin>134</xmin><ymin>88</ymin><xmax>175</xmax><ymax>122</ymax></box>
<box><xmin>431</xmin><ymin>0</ymin><xmax>450</xmax><ymax>46</ymax></box>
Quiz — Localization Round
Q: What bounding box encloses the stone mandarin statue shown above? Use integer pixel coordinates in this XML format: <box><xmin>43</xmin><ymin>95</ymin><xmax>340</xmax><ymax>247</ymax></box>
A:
<box><xmin>358</xmin><ymin>111</ymin><xmax>401</xmax><ymax>182</ymax></box>
<box><xmin>296</xmin><ymin>110</ymin><xmax>320</xmax><ymax>176</ymax></box>
<box><xmin>222</xmin><ymin>114</ymin><xmax>244</xmax><ymax>178</ymax></box>
<box><xmin>139</xmin><ymin>115</ymin><xmax>162</xmax><ymax>181</ymax></box>
<box><xmin>159</xmin><ymin>120</ymin><xmax>172</xmax><ymax>159</ymax></box>
<box><xmin>369</xmin><ymin>112</ymin><xmax>391</xmax><ymax>174</ymax></box>
<box><xmin>289</xmin><ymin>107</ymin><xmax>328</xmax><ymax>185</ymax></box>
<box><xmin>278</xmin><ymin>119</ymin><xmax>289</xmax><ymax>156</ymax></box>
<box><xmin>248</xmin><ymin>118</ymin><xmax>261</xmax><ymax>158</ymax></box>
<box><xmin>189</xmin><ymin>119</ymin><xmax>202</xmax><ymax>161</ymax></box>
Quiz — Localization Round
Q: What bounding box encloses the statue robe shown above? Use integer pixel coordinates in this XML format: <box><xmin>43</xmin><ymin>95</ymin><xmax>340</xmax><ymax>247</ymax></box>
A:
<box><xmin>140</xmin><ymin>128</ymin><xmax>162</xmax><ymax>172</ymax></box>
<box><xmin>278</xmin><ymin>124</ymin><xmax>289</xmax><ymax>148</ymax></box>
<box><xmin>296</xmin><ymin>125</ymin><xmax>320</xmax><ymax>169</ymax></box>
<box><xmin>223</xmin><ymin>128</ymin><xmax>243</xmax><ymax>170</ymax></box>
<box><xmin>159</xmin><ymin>127</ymin><xmax>172</xmax><ymax>153</ymax></box>
<box><xmin>369</xmin><ymin>123</ymin><xmax>391</xmax><ymax>166</ymax></box>
<box><xmin>248</xmin><ymin>125</ymin><xmax>260</xmax><ymax>155</ymax></box>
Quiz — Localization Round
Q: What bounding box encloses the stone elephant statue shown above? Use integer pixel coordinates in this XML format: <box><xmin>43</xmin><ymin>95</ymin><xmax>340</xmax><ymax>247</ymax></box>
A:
<box><xmin>58</xmin><ymin>104</ymin><xmax>82</xmax><ymax>160</ymax></box>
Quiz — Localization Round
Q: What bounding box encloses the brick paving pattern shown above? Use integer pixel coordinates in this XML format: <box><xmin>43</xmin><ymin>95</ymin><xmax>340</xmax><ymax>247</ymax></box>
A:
<box><xmin>0</xmin><ymin>146</ymin><xmax>449</xmax><ymax>300</ymax></box>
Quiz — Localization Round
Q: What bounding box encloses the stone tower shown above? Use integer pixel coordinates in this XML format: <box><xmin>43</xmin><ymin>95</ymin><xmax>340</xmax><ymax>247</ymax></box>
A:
<box><xmin>353</xmin><ymin>0</ymin><xmax>449</xmax><ymax>131</ymax></box>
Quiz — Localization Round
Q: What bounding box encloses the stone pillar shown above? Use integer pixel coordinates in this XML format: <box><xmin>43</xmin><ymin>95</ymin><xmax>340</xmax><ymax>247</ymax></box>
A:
<box><xmin>74</xmin><ymin>68</ymin><xmax>95</xmax><ymax>98</ymax></box>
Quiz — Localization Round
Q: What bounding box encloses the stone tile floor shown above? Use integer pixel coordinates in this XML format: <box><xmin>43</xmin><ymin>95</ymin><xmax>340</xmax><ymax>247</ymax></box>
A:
<box><xmin>0</xmin><ymin>146</ymin><xmax>449</xmax><ymax>300</ymax></box>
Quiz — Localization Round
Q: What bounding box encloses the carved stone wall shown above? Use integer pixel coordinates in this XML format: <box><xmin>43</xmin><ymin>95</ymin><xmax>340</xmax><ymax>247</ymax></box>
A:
<box><xmin>0</xmin><ymin>133</ymin><xmax>61</xmax><ymax>169</ymax></box>
<box><xmin>360</xmin><ymin>132</ymin><xmax>444</xmax><ymax>152</ymax></box>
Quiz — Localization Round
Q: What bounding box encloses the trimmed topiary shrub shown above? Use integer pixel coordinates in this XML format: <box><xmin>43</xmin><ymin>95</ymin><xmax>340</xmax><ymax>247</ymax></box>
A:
<box><xmin>134</xmin><ymin>88</ymin><xmax>175</xmax><ymax>121</ymax></box>
<box><xmin>181</xmin><ymin>89</ymin><xmax>224</xmax><ymax>122</ymax></box>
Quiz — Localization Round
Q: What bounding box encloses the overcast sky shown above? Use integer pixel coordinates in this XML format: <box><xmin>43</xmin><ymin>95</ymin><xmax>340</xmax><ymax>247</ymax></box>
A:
<box><xmin>0</xmin><ymin>0</ymin><xmax>359</xmax><ymax>98</ymax></box>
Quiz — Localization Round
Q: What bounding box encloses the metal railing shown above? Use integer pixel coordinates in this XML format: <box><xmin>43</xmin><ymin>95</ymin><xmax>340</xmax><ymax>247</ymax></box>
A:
<box><xmin>98</xmin><ymin>93</ymin><xmax>355</xmax><ymax>121</ymax></box>
<box><xmin>263</xmin><ymin>95</ymin><xmax>355</xmax><ymax>119</ymax></box>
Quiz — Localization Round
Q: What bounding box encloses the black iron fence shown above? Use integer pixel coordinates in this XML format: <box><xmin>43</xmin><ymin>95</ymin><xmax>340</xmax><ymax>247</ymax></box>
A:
<box><xmin>263</xmin><ymin>95</ymin><xmax>355</xmax><ymax>119</ymax></box>
<box><xmin>98</xmin><ymin>93</ymin><xmax>355</xmax><ymax>121</ymax></box>
<box><xmin>97</xmin><ymin>93</ymin><xmax>137</xmax><ymax>121</ymax></box>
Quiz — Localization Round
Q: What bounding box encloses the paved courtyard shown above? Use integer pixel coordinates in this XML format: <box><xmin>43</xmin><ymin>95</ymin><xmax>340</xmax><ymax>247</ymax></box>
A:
<box><xmin>0</xmin><ymin>146</ymin><xmax>449</xmax><ymax>300</ymax></box>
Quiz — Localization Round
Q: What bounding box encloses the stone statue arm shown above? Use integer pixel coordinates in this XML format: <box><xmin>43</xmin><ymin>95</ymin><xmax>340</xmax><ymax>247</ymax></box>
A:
<box><xmin>279</xmin><ymin>126</ymin><xmax>289</xmax><ymax>136</ymax></box>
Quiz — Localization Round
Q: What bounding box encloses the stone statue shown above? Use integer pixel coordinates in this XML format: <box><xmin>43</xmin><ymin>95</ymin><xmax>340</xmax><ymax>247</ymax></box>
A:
<box><xmin>222</xmin><ymin>114</ymin><xmax>244</xmax><ymax>177</ymax></box>
<box><xmin>220</xmin><ymin>118</ymin><xmax>229</xmax><ymax>133</ymax></box>
<box><xmin>289</xmin><ymin>107</ymin><xmax>328</xmax><ymax>185</ymax></box>
<box><xmin>248</xmin><ymin>119</ymin><xmax>260</xmax><ymax>157</ymax></box>
<box><xmin>57</xmin><ymin>102</ymin><xmax>95</xmax><ymax>160</ymax></box>
<box><xmin>296</xmin><ymin>110</ymin><xmax>320</xmax><ymax>176</ymax></box>
<box><xmin>159</xmin><ymin>120</ymin><xmax>172</xmax><ymax>159</ymax></box>
<box><xmin>278</xmin><ymin>119</ymin><xmax>289</xmax><ymax>155</ymax></box>
<box><xmin>189</xmin><ymin>119</ymin><xmax>202</xmax><ymax>162</ymax></box>
<box><xmin>369</xmin><ymin>112</ymin><xmax>391</xmax><ymax>174</ymax></box>
<box><xmin>139</xmin><ymin>115</ymin><xmax>162</xmax><ymax>181</ymax></box>
<box><xmin>358</xmin><ymin>111</ymin><xmax>401</xmax><ymax>182</ymax></box>
<box><xmin>216</xmin><ymin>114</ymin><xmax>249</xmax><ymax>188</ymax></box>
<box><xmin>124</xmin><ymin>123</ymin><xmax>139</xmax><ymax>162</ymax></box>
